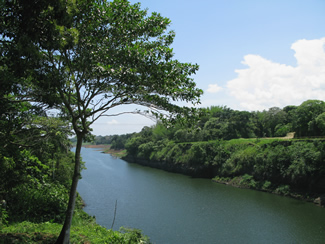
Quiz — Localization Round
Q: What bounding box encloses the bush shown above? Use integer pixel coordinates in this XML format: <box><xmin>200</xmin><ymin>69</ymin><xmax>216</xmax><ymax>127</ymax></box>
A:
<box><xmin>165</xmin><ymin>144</ymin><xmax>183</xmax><ymax>163</ymax></box>
<box><xmin>138</xmin><ymin>142</ymin><xmax>155</xmax><ymax>159</ymax></box>
<box><xmin>52</xmin><ymin>151</ymin><xmax>75</xmax><ymax>188</ymax></box>
<box><xmin>286</xmin><ymin>141</ymin><xmax>322</xmax><ymax>187</ymax></box>
<box><xmin>7</xmin><ymin>182</ymin><xmax>68</xmax><ymax>223</ymax></box>
<box><xmin>119</xmin><ymin>227</ymin><xmax>151</xmax><ymax>244</ymax></box>
<box><xmin>254</xmin><ymin>144</ymin><xmax>290</xmax><ymax>182</ymax></box>
<box><xmin>239</xmin><ymin>174</ymin><xmax>256</xmax><ymax>188</ymax></box>
<box><xmin>221</xmin><ymin>145</ymin><xmax>257</xmax><ymax>176</ymax></box>
<box><xmin>0</xmin><ymin>202</ymin><xmax>8</xmax><ymax>227</ymax></box>
<box><xmin>125</xmin><ymin>136</ymin><xmax>146</xmax><ymax>156</ymax></box>
<box><xmin>275</xmin><ymin>185</ymin><xmax>290</xmax><ymax>196</ymax></box>
<box><xmin>262</xmin><ymin>180</ymin><xmax>272</xmax><ymax>190</ymax></box>
<box><xmin>186</xmin><ymin>143</ymin><xmax>207</xmax><ymax>166</ymax></box>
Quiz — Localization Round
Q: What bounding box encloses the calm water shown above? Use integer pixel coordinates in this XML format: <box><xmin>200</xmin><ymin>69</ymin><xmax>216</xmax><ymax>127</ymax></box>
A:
<box><xmin>77</xmin><ymin>147</ymin><xmax>325</xmax><ymax>244</ymax></box>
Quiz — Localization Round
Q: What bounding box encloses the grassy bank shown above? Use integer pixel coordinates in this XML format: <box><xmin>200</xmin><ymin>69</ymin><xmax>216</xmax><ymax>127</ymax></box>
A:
<box><xmin>103</xmin><ymin>148</ymin><xmax>127</xmax><ymax>158</ymax></box>
<box><xmin>83</xmin><ymin>144</ymin><xmax>127</xmax><ymax>158</ymax></box>
<box><xmin>0</xmin><ymin>210</ymin><xmax>150</xmax><ymax>244</ymax></box>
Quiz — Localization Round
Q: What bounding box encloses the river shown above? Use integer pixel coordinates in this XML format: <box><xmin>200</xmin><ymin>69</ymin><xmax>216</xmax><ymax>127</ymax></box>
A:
<box><xmin>77</xmin><ymin>147</ymin><xmax>325</xmax><ymax>244</ymax></box>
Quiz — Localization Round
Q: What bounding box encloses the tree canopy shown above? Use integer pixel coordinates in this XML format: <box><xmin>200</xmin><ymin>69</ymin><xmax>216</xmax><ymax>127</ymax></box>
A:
<box><xmin>1</xmin><ymin>0</ymin><xmax>202</xmax><ymax>243</ymax></box>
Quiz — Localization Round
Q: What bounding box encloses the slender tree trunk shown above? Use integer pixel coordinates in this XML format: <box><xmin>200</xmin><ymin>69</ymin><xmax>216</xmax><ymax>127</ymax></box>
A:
<box><xmin>55</xmin><ymin>134</ymin><xmax>83</xmax><ymax>244</ymax></box>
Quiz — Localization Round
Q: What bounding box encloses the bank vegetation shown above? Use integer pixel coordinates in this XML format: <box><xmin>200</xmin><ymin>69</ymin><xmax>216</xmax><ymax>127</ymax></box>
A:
<box><xmin>104</xmin><ymin>100</ymin><xmax>325</xmax><ymax>206</ymax></box>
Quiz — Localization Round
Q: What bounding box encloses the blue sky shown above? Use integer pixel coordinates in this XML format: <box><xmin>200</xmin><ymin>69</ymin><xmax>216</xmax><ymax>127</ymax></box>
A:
<box><xmin>91</xmin><ymin>0</ymin><xmax>325</xmax><ymax>136</ymax></box>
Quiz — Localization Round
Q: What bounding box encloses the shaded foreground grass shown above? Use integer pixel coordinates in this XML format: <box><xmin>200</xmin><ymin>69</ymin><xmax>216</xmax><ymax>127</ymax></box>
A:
<box><xmin>0</xmin><ymin>210</ymin><xmax>150</xmax><ymax>244</ymax></box>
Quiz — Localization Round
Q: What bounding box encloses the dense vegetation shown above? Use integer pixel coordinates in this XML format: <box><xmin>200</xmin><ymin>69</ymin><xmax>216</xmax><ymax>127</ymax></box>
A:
<box><xmin>2</xmin><ymin>0</ymin><xmax>325</xmax><ymax>242</ymax></box>
<box><xmin>107</xmin><ymin>100</ymin><xmax>325</xmax><ymax>202</ymax></box>
<box><xmin>84</xmin><ymin>134</ymin><xmax>134</xmax><ymax>150</ymax></box>
<box><xmin>107</xmin><ymin>99</ymin><xmax>325</xmax><ymax>149</ymax></box>
<box><xmin>0</xmin><ymin>100</ymin><xmax>150</xmax><ymax>242</ymax></box>
<box><xmin>0</xmin><ymin>110</ymin><xmax>74</xmax><ymax>224</ymax></box>
<box><xmin>112</xmin><ymin>99</ymin><xmax>325</xmax><ymax>151</ymax></box>
<box><xmin>1</xmin><ymin>0</ymin><xmax>202</xmax><ymax>242</ymax></box>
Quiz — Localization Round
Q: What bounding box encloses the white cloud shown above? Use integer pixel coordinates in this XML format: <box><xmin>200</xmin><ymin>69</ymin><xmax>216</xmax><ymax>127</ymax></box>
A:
<box><xmin>107</xmin><ymin>119</ymin><xmax>119</xmax><ymax>125</ymax></box>
<box><xmin>226</xmin><ymin>37</ymin><xmax>325</xmax><ymax>111</ymax></box>
<box><xmin>207</xmin><ymin>84</ymin><xmax>223</xmax><ymax>93</ymax></box>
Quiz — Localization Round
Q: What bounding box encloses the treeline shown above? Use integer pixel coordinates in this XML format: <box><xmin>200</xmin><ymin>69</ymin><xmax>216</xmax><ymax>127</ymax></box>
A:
<box><xmin>71</xmin><ymin>133</ymin><xmax>134</xmax><ymax>150</ymax></box>
<box><xmin>87</xmin><ymin>99</ymin><xmax>325</xmax><ymax>149</ymax></box>
<box><xmin>108</xmin><ymin>100</ymin><xmax>325</xmax><ymax>198</ymax></box>
<box><xmin>125</xmin><ymin>139</ymin><xmax>325</xmax><ymax>193</ymax></box>
<box><xmin>114</xmin><ymin>99</ymin><xmax>325</xmax><ymax>149</ymax></box>
<box><xmin>96</xmin><ymin>134</ymin><xmax>134</xmax><ymax>149</ymax></box>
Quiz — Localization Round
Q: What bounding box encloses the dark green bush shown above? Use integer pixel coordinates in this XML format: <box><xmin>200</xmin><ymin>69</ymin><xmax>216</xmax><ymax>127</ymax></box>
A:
<box><xmin>7</xmin><ymin>182</ymin><xmax>68</xmax><ymax>223</ymax></box>
<box><xmin>275</xmin><ymin>185</ymin><xmax>291</xmax><ymax>196</ymax></box>
<box><xmin>138</xmin><ymin>142</ymin><xmax>155</xmax><ymax>159</ymax></box>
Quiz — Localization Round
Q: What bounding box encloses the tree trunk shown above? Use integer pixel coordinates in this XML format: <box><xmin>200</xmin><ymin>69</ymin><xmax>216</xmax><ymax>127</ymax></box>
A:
<box><xmin>55</xmin><ymin>134</ymin><xmax>83</xmax><ymax>244</ymax></box>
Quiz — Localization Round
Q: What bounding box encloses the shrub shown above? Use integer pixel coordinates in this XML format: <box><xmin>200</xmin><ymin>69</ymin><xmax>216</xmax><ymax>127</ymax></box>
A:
<box><xmin>221</xmin><ymin>145</ymin><xmax>257</xmax><ymax>176</ymax></box>
<box><xmin>138</xmin><ymin>142</ymin><xmax>155</xmax><ymax>159</ymax></box>
<box><xmin>0</xmin><ymin>202</ymin><xmax>8</xmax><ymax>227</ymax></box>
<box><xmin>186</xmin><ymin>143</ymin><xmax>207</xmax><ymax>166</ymax></box>
<box><xmin>240</xmin><ymin>174</ymin><xmax>253</xmax><ymax>186</ymax></box>
<box><xmin>7</xmin><ymin>182</ymin><xmax>68</xmax><ymax>223</ymax></box>
<box><xmin>262</xmin><ymin>181</ymin><xmax>272</xmax><ymax>190</ymax></box>
<box><xmin>275</xmin><ymin>185</ymin><xmax>290</xmax><ymax>196</ymax></box>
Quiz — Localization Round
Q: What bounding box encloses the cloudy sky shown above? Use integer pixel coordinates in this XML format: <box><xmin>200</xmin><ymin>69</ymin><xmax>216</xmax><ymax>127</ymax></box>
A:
<box><xmin>91</xmin><ymin>0</ymin><xmax>325</xmax><ymax>135</ymax></box>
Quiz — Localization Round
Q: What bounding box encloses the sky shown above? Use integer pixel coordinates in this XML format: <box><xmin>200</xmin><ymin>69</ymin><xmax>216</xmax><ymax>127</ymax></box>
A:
<box><xmin>91</xmin><ymin>0</ymin><xmax>325</xmax><ymax>136</ymax></box>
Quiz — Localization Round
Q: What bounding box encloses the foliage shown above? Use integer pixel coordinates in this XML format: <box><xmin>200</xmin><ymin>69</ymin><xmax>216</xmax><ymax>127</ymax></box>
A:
<box><xmin>125</xmin><ymin>136</ymin><xmax>147</xmax><ymax>156</ymax></box>
<box><xmin>293</xmin><ymin>100</ymin><xmax>325</xmax><ymax>137</ymax></box>
<box><xmin>8</xmin><ymin>183</ymin><xmax>69</xmax><ymax>223</ymax></box>
<box><xmin>117</xmin><ymin>99</ymin><xmax>325</xmax><ymax>202</ymax></box>
<box><xmin>240</xmin><ymin>174</ymin><xmax>257</xmax><ymax>188</ymax></box>
<box><xmin>316</xmin><ymin>112</ymin><xmax>325</xmax><ymax>134</ymax></box>
<box><xmin>138</xmin><ymin>142</ymin><xmax>155</xmax><ymax>159</ymax></box>
<box><xmin>274</xmin><ymin>185</ymin><xmax>291</xmax><ymax>196</ymax></box>
<box><xmin>120</xmin><ymin>99</ymin><xmax>325</xmax><ymax>158</ymax></box>
<box><xmin>77</xmin><ymin>133</ymin><xmax>135</xmax><ymax>150</ymax></box>
<box><xmin>0</xmin><ymin>202</ymin><xmax>8</xmax><ymax>228</ymax></box>
<box><xmin>0</xmin><ymin>144</ymin><xmax>77</xmax><ymax>223</ymax></box>
<box><xmin>124</xmin><ymin>123</ymin><xmax>325</xmax><ymax>196</ymax></box>
<box><xmin>2</xmin><ymin>0</ymin><xmax>203</xmax><ymax>242</ymax></box>
<box><xmin>2</xmin><ymin>0</ymin><xmax>325</xmax><ymax>241</ymax></box>
<box><xmin>0</xmin><ymin>210</ymin><xmax>151</xmax><ymax>244</ymax></box>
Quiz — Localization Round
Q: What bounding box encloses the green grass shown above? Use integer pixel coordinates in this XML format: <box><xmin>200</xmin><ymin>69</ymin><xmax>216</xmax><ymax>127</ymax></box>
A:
<box><xmin>103</xmin><ymin>148</ymin><xmax>127</xmax><ymax>158</ymax></box>
<box><xmin>227</xmin><ymin>137</ymin><xmax>284</xmax><ymax>145</ymax></box>
<box><xmin>0</xmin><ymin>210</ymin><xmax>150</xmax><ymax>244</ymax></box>
<box><xmin>178</xmin><ymin>137</ymin><xmax>292</xmax><ymax>146</ymax></box>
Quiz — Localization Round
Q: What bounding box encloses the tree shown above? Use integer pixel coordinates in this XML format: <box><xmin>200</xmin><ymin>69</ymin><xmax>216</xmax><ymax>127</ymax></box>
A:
<box><xmin>264</xmin><ymin>107</ymin><xmax>287</xmax><ymax>137</ymax></box>
<box><xmin>54</xmin><ymin>1</ymin><xmax>202</xmax><ymax>242</ymax></box>
<box><xmin>316</xmin><ymin>112</ymin><xmax>325</xmax><ymax>134</ymax></box>
<box><xmin>3</xmin><ymin>0</ymin><xmax>203</xmax><ymax>243</ymax></box>
<box><xmin>294</xmin><ymin>100</ymin><xmax>325</xmax><ymax>137</ymax></box>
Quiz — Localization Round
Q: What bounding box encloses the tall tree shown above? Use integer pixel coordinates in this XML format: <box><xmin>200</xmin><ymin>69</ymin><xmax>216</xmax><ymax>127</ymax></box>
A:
<box><xmin>294</xmin><ymin>100</ymin><xmax>325</xmax><ymax>137</ymax></box>
<box><xmin>54</xmin><ymin>1</ymin><xmax>202</xmax><ymax>242</ymax></box>
<box><xmin>3</xmin><ymin>0</ymin><xmax>202</xmax><ymax>243</ymax></box>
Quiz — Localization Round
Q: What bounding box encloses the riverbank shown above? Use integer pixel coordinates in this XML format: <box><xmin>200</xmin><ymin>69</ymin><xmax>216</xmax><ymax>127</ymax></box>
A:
<box><xmin>83</xmin><ymin>144</ymin><xmax>127</xmax><ymax>158</ymax></box>
<box><xmin>83</xmin><ymin>144</ymin><xmax>111</xmax><ymax>149</ymax></box>
<box><xmin>0</xmin><ymin>209</ymin><xmax>150</xmax><ymax>243</ymax></box>
<box><xmin>212</xmin><ymin>175</ymin><xmax>325</xmax><ymax>207</ymax></box>
<box><xmin>91</xmin><ymin>141</ymin><xmax>325</xmax><ymax>207</ymax></box>
<box><xmin>123</xmin><ymin>154</ymin><xmax>325</xmax><ymax>207</ymax></box>
<box><xmin>119</xmin><ymin>139</ymin><xmax>325</xmax><ymax>208</ymax></box>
